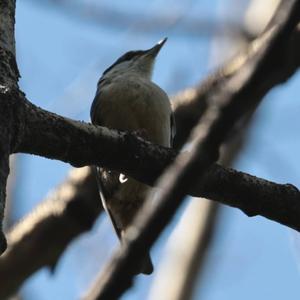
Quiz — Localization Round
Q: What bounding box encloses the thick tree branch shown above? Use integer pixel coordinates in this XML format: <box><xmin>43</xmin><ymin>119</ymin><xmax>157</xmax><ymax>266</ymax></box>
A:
<box><xmin>0</xmin><ymin>0</ymin><xmax>19</xmax><ymax>86</ymax></box>
<box><xmin>13</xmin><ymin>97</ymin><xmax>300</xmax><ymax>232</ymax></box>
<box><xmin>192</xmin><ymin>164</ymin><xmax>300</xmax><ymax>228</ymax></box>
<box><xmin>84</xmin><ymin>2</ymin><xmax>300</xmax><ymax>299</ymax></box>
<box><xmin>0</xmin><ymin>0</ymin><xmax>21</xmax><ymax>253</ymax></box>
<box><xmin>17</xmin><ymin>99</ymin><xmax>175</xmax><ymax>182</ymax></box>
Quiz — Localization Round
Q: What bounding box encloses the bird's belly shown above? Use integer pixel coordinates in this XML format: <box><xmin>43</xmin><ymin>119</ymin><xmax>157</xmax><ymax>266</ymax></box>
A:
<box><xmin>100</xmin><ymin>80</ymin><xmax>171</xmax><ymax>147</ymax></box>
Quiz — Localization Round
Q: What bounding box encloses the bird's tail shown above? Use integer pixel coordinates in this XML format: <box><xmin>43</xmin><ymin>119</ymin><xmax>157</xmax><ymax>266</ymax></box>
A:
<box><xmin>139</xmin><ymin>253</ymin><xmax>153</xmax><ymax>275</ymax></box>
<box><xmin>121</xmin><ymin>228</ymin><xmax>153</xmax><ymax>275</ymax></box>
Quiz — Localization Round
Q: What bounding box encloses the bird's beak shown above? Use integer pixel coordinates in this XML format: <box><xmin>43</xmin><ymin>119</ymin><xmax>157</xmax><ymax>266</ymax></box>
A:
<box><xmin>146</xmin><ymin>37</ymin><xmax>168</xmax><ymax>57</ymax></box>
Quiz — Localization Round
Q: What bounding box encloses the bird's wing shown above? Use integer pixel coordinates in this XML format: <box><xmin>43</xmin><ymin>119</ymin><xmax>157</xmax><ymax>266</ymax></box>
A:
<box><xmin>90</xmin><ymin>90</ymin><xmax>123</xmax><ymax>240</ymax></box>
<box><xmin>92</xmin><ymin>166</ymin><xmax>122</xmax><ymax>239</ymax></box>
<box><xmin>90</xmin><ymin>83</ymin><xmax>103</xmax><ymax>124</ymax></box>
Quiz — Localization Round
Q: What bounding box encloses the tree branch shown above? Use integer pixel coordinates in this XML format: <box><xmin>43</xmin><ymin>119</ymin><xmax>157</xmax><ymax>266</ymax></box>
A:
<box><xmin>192</xmin><ymin>164</ymin><xmax>300</xmax><ymax>229</ymax></box>
<box><xmin>17</xmin><ymin>98</ymin><xmax>176</xmax><ymax>182</ymax></box>
<box><xmin>172</xmin><ymin>23</ymin><xmax>300</xmax><ymax>147</ymax></box>
<box><xmin>13</xmin><ymin>97</ymin><xmax>300</xmax><ymax>232</ymax></box>
<box><xmin>0</xmin><ymin>0</ymin><xmax>19</xmax><ymax>86</ymax></box>
<box><xmin>149</xmin><ymin>92</ymin><xmax>257</xmax><ymax>300</ymax></box>
<box><xmin>148</xmin><ymin>200</ymin><xmax>219</xmax><ymax>300</ymax></box>
<box><xmin>0</xmin><ymin>0</ymin><xmax>21</xmax><ymax>253</ymax></box>
<box><xmin>0</xmin><ymin>167</ymin><xmax>101</xmax><ymax>299</ymax></box>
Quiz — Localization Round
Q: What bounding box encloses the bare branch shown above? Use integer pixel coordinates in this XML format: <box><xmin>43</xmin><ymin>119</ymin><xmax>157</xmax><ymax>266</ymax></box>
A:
<box><xmin>172</xmin><ymin>23</ymin><xmax>300</xmax><ymax>147</ymax></box>
<box><xmin>192</xmin><ymin>164</ymin><xmax>300</xmax><ymax>228</ymax></box>
<box><xmin>148</xmin><ymin>200</ymin><xmax>219</xmax><ymax>300</ymax></box>
<box><xmin>0</xmin><ymin>167</ymin><xmax>101</xmax><ymax>299</ymax></box>
<box><xmin>17</xmin><ymin>98</ymin><xmax>175</xmax><ymax>183</ymax></box>
<box><xmin>149</xmin><ymin>98</ymin><xmax>256</xmax><ymax>300</ymax></box>
<box><xmin>84</xmin><ymin>2</ymin><xmax>300</xmax><ymax>299</ymax></box>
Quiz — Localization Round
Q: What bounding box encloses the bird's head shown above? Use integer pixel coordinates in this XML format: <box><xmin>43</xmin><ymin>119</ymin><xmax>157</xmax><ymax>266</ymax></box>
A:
<box><xmin>102</xmin><ymin>38</ymin><xmax>167</xmax><ymax>79</ymax></box>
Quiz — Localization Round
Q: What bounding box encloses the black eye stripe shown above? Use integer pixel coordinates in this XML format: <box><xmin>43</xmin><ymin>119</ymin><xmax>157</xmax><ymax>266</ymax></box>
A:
<box><xmin>102</xmin><ymin>50</ymin><xmax>146</xmax><ymax>75</ymax></box>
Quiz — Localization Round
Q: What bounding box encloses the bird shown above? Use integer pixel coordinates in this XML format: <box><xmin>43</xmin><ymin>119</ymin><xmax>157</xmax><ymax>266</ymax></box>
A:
<box><xmin>90</xmin><ymin>38</ymin><xmax>175</xmax><ymax>275</ymax></box>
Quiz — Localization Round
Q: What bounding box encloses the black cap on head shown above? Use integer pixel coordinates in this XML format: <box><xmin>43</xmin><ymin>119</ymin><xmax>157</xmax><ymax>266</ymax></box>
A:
<box><xmin>103</xmin><ymin>50</ymin><xmax>145</xmax><ymax>75</ymax></box>
<box><xmin>103</xmin><ymin>38</ymin><xmax>167</xmax><ymax>75</ymax></box>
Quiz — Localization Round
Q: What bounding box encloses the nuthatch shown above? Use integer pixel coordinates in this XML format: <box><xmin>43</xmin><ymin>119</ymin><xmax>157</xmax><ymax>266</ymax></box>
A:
<box><xmin>90</xmin><ymin>38</ymin><xmax>175</xmax><ymax>275</ymax></box>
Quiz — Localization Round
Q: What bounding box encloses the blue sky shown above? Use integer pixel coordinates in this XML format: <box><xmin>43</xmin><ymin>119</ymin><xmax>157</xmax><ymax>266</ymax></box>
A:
<box><xmin>12</xmin><ymin>1</ymin><xmax>300</xmax><ymax>299</ymax></box>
